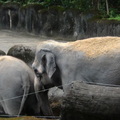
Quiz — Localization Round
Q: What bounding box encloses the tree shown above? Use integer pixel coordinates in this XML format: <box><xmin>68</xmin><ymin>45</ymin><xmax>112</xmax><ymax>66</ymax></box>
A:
<box><xmin>105</xmin><ymin>0</ymin><xmax>109</xmax><ymax>15</ymax></box>
<box><xmin>91</xmin><ymin>0</ymin><xmax>100</xmax><ymax>10</ymax></box>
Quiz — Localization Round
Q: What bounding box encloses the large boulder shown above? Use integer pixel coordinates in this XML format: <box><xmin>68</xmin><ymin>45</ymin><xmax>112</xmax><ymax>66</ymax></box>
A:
<box><xmin>7</xmin><ymin>45</ymin><xmax>35</xmax><ymax>66</ymax></box>
<box><xmin>61</xmin><ymin>81</ymin><xmax>120</xmax><ymax>120</ymax></box>
<box><xmin>48</xmin><ymin>87</ymin><xmax>64</xmax><ymax>116</ymax></box>
<box><xmin>0</xmin><ymin>50</ymin><xmax>6</xmax><ymax>55</ymax></box>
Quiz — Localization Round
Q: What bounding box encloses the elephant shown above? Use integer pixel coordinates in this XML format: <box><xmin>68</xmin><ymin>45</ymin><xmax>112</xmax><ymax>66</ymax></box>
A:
<box><xmin>0</xmin><ymin>56</ymin><xmax>53</xmax><ymax>116</ymax></box>
<box><xmin>32</xmin><ymin>36</ymin><xmax>120</xmax><ymax>92</ymax></box>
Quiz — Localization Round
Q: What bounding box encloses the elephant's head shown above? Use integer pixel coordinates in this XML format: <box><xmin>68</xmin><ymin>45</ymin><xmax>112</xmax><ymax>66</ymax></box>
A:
<box><xmin>32</xmin><ymin>49</ymin><xmax>62</xmax><ymax>89</ymax></box>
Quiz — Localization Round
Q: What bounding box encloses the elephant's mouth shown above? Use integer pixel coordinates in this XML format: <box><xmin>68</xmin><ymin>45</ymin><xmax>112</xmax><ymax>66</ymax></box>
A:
<box><xmin>36</xmin><ymin>72</ymin><xmax>42</xmax><ymax>79</ymax></box>
<box><xmin>34</xmin><ymin>70</ymin><xmax>42</xmax><ymax>79</ymax></box>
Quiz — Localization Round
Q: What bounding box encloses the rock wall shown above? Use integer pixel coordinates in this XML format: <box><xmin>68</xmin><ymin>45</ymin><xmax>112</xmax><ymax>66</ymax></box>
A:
<box><xmin>0</xmin><ymin>2</ymin><xmax>120</xmax><ymax>40</ymax></box>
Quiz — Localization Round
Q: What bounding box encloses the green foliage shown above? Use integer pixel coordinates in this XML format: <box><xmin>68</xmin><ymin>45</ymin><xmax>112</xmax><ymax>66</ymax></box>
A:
<box><xmin>60</xmin><ymin>0</ymin><xmax>91</xmax><ymax>11</ymax></box>
<box><xmin>27</xmin><ymin>0</ymin><xmax>39</xmax><ymax>4</ymax></box>
<box><xmin>108</xmin><ymin>15</ymin><xmax>120</xmax><ymax>21</ymax></box>
<box><xmin>39</xmin><ymin>0</ymin><xmax>91</xmax><ymax>11</ymax></box>
<box><xmin>109</xmin><ymin>8</ymin><xmax>119</xmax><ymax>17</ymax></box>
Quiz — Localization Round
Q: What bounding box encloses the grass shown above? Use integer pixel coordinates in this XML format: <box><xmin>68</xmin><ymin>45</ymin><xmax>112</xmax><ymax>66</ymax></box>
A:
<box><xmin>0</xmin><ymin>116</ymin><xmax>58</xmax><ymax>120</ymax></box>
<box><xmin>108</xmin><ymin>15</ymin><xmax>120</xmax><ymax>21</ymax></box>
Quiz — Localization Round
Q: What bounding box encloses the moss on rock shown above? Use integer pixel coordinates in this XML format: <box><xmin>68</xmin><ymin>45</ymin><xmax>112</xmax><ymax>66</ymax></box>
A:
<box><xmin>22</xmin><ymin>3</ymin><xmax>44</xmax><ymax>12</ymax></box>
<box><xmin>38</xmin><ymin>5</ymin><xmax>65</xmax><ymax>14</ymax></box>
<box><xmin>1</xmin><ymin>2</ymin><xmax>20</xmax><ymax>10</ymax></box>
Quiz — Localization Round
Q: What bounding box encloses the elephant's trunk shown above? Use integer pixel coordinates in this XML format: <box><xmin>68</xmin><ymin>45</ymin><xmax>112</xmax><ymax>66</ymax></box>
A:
<box><xmin>34</xmin><ymin>76</ymin><xmax>53</xmax><ymax>116</ymax></box>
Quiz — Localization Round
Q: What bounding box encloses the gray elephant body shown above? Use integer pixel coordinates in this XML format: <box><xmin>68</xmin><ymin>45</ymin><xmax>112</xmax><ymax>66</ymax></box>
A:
<box><xmin>0</xmin><ymin>56</ymin><xmax>52</xmax><ymax>116</ymax></box>
<box><xmin>32</xmin><ymin>37</ymin><xmax>120</xmax><ymax>92</ymax></box>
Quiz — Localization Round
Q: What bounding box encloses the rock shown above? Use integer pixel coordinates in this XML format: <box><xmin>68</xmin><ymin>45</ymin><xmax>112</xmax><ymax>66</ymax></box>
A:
<box><xmin>48</xmin><ymin>87</ymin><xmax>64</xmax><ymax>116</ymax></box>
<box><xmin>7</xmin><ymin>45</ymin><xmax>35</xmax><ymax>66</ymax></box>
<box><xmin>61</xmin><ymin>81</ymin><xmax>120</xmax><ymax>120</ymax></box>
<box><xmin>38</xmin><ymin>6</ymin><xmax>64</xmax><ymax>36</ymax></box>
<box><xmin>0</xmin><ymin>50</ymin><xmax>6</xmax><ymax>55</ymax></box>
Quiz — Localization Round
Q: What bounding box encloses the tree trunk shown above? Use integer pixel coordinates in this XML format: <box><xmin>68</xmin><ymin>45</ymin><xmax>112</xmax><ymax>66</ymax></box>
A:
<box><xmin>61</xmin><ymin>82</ymin><xmax>120</xmax><ymax>120</ymax></box>
<box><xmin>106</xmin><ymin>0</ymin><xmax>109</xmax><ymax>15</ymax></box>
<box><xmin>8</xmin><ymin>10</ymin><xmax>12</xmax><ymax>29</ymax></box>
<box><xmin>97</xmin><ymin>0</ymin><xmax>100</xmax><ymax>10</ymax></box>
<box><xmin>92</xmin><ymin>0</ymin><xmax>100</xmax><ymax>10</ymax></box>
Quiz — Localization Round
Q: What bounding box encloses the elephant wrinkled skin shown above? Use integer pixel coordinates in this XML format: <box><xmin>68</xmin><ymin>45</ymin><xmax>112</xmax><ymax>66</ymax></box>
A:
<box><xmin>32</xmin><ymin>36</ymin><xmax>120</xmax><ymax>92</ymax></box>
<box><xmin>0</xmin><ymin>56</ymin><xmax>52</xmax><ymax>116</ymax></box>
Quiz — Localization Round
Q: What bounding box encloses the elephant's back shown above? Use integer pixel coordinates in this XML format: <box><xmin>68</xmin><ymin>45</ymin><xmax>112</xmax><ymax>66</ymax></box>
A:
<box><xmin>0</xmin><ymin>56</ymin><xmax>35</xmax><ymax>83</ymax></box>
<box><xmin>37</xmin><ymin>37</ymin><xmax>120</xmax><ymax>58</ymax></box>
<box><xmin>0</xmin><ymin>56</ymin><xmax>28</xmax><ymax>71</ymax></box>
<box><xmin>70</xmin><ymin>36</ymin><xmax>120</xmax><ymax>58</ymax></box>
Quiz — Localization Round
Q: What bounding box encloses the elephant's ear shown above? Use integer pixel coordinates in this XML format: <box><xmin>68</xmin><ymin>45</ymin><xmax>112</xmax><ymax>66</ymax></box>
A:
<box><xmin>46</xmin><ymin>52</ymin><xmax>56</xmax><ymax>78</ymax></box>
<box><xmin>40</xmin><ymin>49</ymin><xmax>56</xmax><ymax>78</ymax></box>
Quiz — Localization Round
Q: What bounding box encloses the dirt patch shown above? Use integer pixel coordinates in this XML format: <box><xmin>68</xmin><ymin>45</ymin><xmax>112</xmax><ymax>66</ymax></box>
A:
<box><xmin>0</xmin><ymin>30</ymin><xmax>69</xmax><ymax>53</ymax></box>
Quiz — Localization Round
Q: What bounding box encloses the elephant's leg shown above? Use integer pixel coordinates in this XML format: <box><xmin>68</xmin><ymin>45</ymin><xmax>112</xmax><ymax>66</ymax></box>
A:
<box><xmin>1</xmin><ymin>87</ymin><xmax>24</xmax><ymax>116</ymax></box>
<box><xmin>2</xmin><ymin>97</ymin><xmax>22</xmax><ymax>115</ymax></box>
<box><xmin>0</xmin><ymin>104</ymin><xmax>5</xmax><ymax>115</ymax></box>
